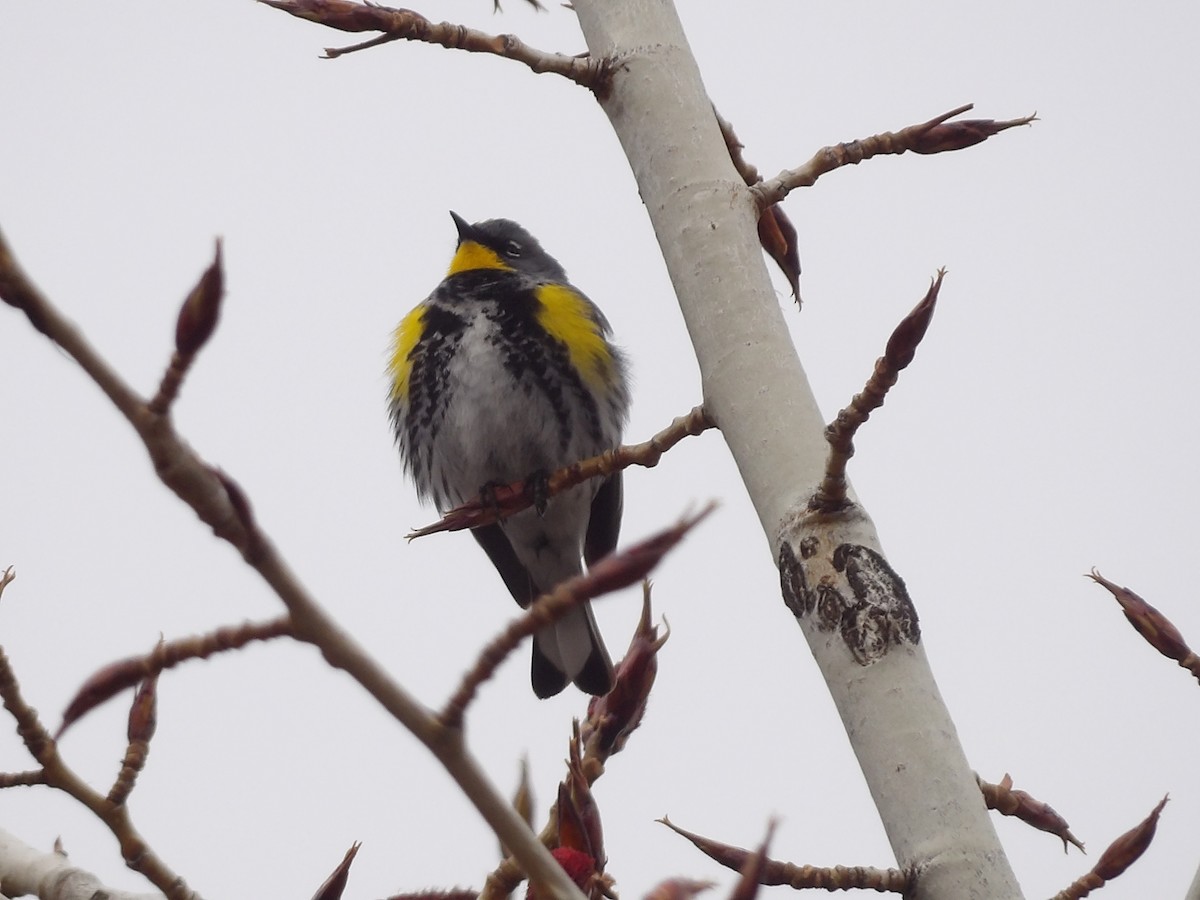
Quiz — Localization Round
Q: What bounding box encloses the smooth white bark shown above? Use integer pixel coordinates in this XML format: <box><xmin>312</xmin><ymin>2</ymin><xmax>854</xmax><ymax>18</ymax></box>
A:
<box><xmin>0</xmin><ymin>827</ymin><xmax>162</xmax><ymax>900</ymax></box>
<box><xmin>572</xmin><ymin>3</ymin><xmax>1023</xmax><ymax>897</ymax></box>
<box><xmin>1186</xmin><ymin>859</ymin><xmax>1200</xmax><ymax>900</ymax></box>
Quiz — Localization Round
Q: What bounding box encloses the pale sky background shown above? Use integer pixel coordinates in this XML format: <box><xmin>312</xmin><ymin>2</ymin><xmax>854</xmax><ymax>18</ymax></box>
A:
<box><xmin>3</xmin><ymin>2</ymin><xmax>1199</xmax><ymax>898</ymax></box>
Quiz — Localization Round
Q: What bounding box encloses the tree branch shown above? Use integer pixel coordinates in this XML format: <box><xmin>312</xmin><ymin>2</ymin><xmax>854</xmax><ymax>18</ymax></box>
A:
<box><xmin>258</xmin><ymin>0</ymin><xmax>610</xmax><ymax>90</ymax></box>
<box><xmin>811</xmin><ymin>270</ymin><xmax>944</xmax><ymax>512</ymax></box>
<box><xmin>409</xmin><ymin>405</ymin><xmax>714</xmax><ymax>539</ymax></box>
<box><xmin>754</xmin><ymin>105</ymin><xmax>1036</xmax><ymax>208</ymax></box>
<box><xmin>0</xmin><ymin>641</ymin><xmax>198</xmax><ymax>899</ymax></box>
<box><xmin>440</xmin><ymin>511</ymin><xmax>707</xmax><ymax>727</ymax></box>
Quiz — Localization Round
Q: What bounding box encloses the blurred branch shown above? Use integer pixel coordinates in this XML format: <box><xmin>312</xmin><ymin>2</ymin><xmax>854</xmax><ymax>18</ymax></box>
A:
<box><xmin>659</xmin><ymin>817</ymin><xmax>913</xmax><ymax>893</ymax></box>
<box><xmin>258</xmin><ymin>0</ymin><xmax>610</xmax><ymax>91</ymax></box>
<box><xmin>0</xmin><ymin>640</ymin><xmax>197</xmax><ymax>898</ymax></box>
<box><xmin>754</xmin><ymin>104</ymin><xmax>1036</xmax><ymax>208</ymax></box>
<box><xmin>410</xmin><ymin>405</ymin><xmax>715</xmax><ymax>539</ymax></box>
<box><xmin>483</xmin><ymin>587</ymin><xmax>669</xmax><ymax>900</ymax></box>
<box><xmin>56</xmin><ymin>618</ymin><xmax>293</xmax><ymax>739</ymax></box>
<box><xmin>441</xmin><ymin>509</ymin><xmax>709</xmax><ymax>727</ymax></box>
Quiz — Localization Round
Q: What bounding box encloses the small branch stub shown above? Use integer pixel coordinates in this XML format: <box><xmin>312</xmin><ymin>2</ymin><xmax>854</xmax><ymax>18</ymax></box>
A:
<box><xmin>755</xmin><ymin>105</ymin><xmax>1037</xmax><ymax>207</ymax></box>
<box><xmin>811</xmin><ymin>270</ymin><xmax>944</xmax><ymax>513</ymax></box>
<box><xmin>258</xmin><ymin>0</ymin><xmax>610</xmax><ymax>91</ymax></box>
<box><xmin>977</xmin><ymin>773</ymin><xmax>1085</xmax><ymax>853</ymax></box>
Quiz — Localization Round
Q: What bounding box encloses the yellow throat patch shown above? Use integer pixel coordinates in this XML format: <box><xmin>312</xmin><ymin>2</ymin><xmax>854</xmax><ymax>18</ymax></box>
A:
<box><xmin>447</xmin><ymin>240</ymin><xmax>511</xmax><ymax>275</ymax></box>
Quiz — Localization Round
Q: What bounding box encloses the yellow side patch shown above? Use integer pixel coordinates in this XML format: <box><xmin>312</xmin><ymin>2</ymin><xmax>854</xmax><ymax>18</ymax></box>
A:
<box><xmin>535</xmin><ymin>283</ymin><xmax>612</xmax><ymax>390</ymax></box>
<box><xmin>448</xmin><ymin>240</ymin><xmax>512</xmax><ymax>275</ymax></box>
<box><xmin>388</xmin><ymin>305</ymin><xmax>426</xmax><ymax>403</ymax></box>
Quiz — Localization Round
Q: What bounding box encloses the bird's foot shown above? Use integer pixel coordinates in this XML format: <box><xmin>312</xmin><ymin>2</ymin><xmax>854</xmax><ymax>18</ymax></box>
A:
<box><xmin>524</xmin><ymin>469</ymin><xmax>551</xmax><ymax>516</ymax></box>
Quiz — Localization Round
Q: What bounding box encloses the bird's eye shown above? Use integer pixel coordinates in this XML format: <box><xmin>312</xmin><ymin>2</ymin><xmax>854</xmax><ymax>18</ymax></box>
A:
<box><xmin>503</xmin><ymin>240</ymin><xmax>523</xmax><ymax>258</ymax></box>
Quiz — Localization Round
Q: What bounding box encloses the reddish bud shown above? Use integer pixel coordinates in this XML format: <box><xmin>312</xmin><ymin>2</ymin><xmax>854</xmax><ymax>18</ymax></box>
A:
<box><xmin>1093</xmin><ymin>796</ymin><xmax>1168</xmax><ymax>881</ymax></box>
<box><xmin>585</xmin><ymin>506</ymin><xmax>714</xmax><ymax>597</ymax></box>
<box><xmin>659</xmin><ymin>817</ymin><xmax>759</xmax><ymax>876</ymax></box>
<box><xmin>310</xmin><ymin>841</ymin><xmax>361</xmax><ymax>900</ymax></box>
<box><xmin>175</xmin><ymin>240</ymin><xmax>224</xmax><ymax>356</ymax></box>
<box><xmin>1088</xmin><ymin>570</ymin><xmax>1193</xmax><ymax>663</ymax></box>
<box><xmin>727</xmin><ymin>822</ymin><xmax>775</xmax><ymax>900</ymax></box>
<box><xmin>757</xmin><ymin>205</ymin><xmax>801</xmax><ymax>303</ymax></box>
<box><xmin>557</xmin><ymin>775</ymin><xmax>605</xmax><ymax>871</ymax></box>
<box><xmin>884</xmin><ymin>270</ymin><xmax>944</xmax><ymax>371</ymax></box>
<box><xmin>584</xmin><ymin>586</ymin><xmax>667</xmax><ymax>757</ymax></box>
<box><xmin>911</xmin><ymin>113</ymin><xmax>1036</xmax><ymax>155</ymax></box>
<box><xmin>127</xmin><ymin>673</ymin><xmax>159</xmax><ymax>744</ymax></box>
<box><xmin>978</xmin><ymin>773</ymin><xmax>1084</xmax><ymax>853</ymax></box>
<box><xmin>58</xmin><ymin>656</ymin><xmax>150</xmax><ymax>739</ymax></box>
<box><xmin>526</xmin><ymin>847</ymin><xmax>597</xmax><ymax>900</ymax></box>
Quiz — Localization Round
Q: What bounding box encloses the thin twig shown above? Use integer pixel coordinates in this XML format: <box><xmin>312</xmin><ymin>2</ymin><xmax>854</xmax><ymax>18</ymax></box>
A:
<box><xmin>976</xmin><ymin>773</ymin><xmax>1084</xmax><ymax>854</ymax></box>
<box><xmin>481</xmin><ymin>587</ymin><xmax>669</xmax><ymax>900</ymax></box>
<box><xmin>258</xmin><ymin>0</ymin><xmax>610</xmax><ymax>92</ymax></box>
<box><xmin>754</xmin><ymin>105</ymin><xmax>1036</xmax><ymax>208</ymax></box>
<box><xmin>0</xmin><ymin>642</ymin><xmax>199</xmax><ymax>899</ymax></box>
<box><xmin>440</xmin><ymin>507</ymin><xmax>712</xmax><ymax>727</ymax></box>
<box><xmin>1050</xmin><ymin>796</ymin><xmax>1167</xmax><ymax>899</ymax></box>
<box><xmin>410</xmin><ymin>405</ymin><xmax>715</xmax><ymax>539</ymax></box>
<box><xmin>811</xmin><ymin>270</ymin><xmax>944</xmax><ymax>512</ymax></box>
<box><xmin>57</xmin><ymin>618</ymin><xmax>293</xmax><ymax>739</ymax></box>
<box><xmin>659</xmin><ymin>817</ymin><xmax>913</xmax><ymax>893</ymax></box>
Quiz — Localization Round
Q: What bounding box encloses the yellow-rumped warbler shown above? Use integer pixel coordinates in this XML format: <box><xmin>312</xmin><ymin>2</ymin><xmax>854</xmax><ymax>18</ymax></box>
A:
<box><xmin>387</xmin><ymin>212</ymin><xmax>630</xmax><ymax>698</ymax></box>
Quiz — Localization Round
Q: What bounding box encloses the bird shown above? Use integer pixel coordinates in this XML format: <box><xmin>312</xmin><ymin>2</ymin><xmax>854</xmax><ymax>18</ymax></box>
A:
<box><xmin>387</xmin><ymin>212</ymin><xmax>630</xmax><ymax>698</ymax></box>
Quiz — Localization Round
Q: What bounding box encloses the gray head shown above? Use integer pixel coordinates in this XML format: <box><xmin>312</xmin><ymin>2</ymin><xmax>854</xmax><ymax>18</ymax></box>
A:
<box><xmin>449</xmin><ymin>211</ymin><xmax>568</xmax><ymax>283</ymax></box>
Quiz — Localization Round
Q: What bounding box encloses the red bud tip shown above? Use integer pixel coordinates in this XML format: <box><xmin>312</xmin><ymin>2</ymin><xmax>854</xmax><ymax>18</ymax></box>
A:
<box><xmin>884</xmin><ymin>270</ymin><xmax>944</xmax><ymax>370</ymax></box>
<box><xmin>127</xmin><ymin>673</ymin><xmax>159</xmax><ymax>744</ymax></box>
<box><xmin>556</xmin><ymin>776</ymin><xmax>605</xmax><ymax>871</ymax></box>
<box><xmin>757</xmin><ymin>205</ymin><xmax>802</xmax><ymax>303</ymax></box>
<box><xmin>911</xmin><ymin>113</ymin><xmax>1036</xmax><ymax>155</ymax></box>
<box><xmin>1088</xmin><ymin>570</ymin><xmax>1193</xmax><ymax>662</ymax></box>
<box><xmin>175</xmin><ymin>240</ymin><xmax>224</xmax><ymax>356</ymax></box>
<box><xmin>309</xmin><ymin>841</ymin><xmax>361</xmax><ymax>900</ymax></box>
<box><xmin>57</xmin><ymin>656</ymin><xmax>151</xmax><ymax>740</ymax></box>
<box><xmin>584</xmin><ymin>586</ymin><xmax>666</xmax><ymax>756</ymax></box>
<box><xmin>1093</xmin><ymin>796</ymin><xmax>1168</xmax><ymax>880</ymax></box>
<box><xmin>526</xmin><ymin>848</ymin><xmax>597</xmax><ymax>900</ymax></box>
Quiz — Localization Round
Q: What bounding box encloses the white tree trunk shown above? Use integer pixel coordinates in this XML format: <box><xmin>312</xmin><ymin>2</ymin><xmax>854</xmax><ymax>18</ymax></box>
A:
<box><xmin>571</xmin><ymin>3</ymin><xmax>1024</xmax><ymax>897</ymax></box>
<box><xmin>0</xmin><ymin>828</ymin><xmax>162</xmax><ymax>900</ymax></box>
<box><xmin>1186</xmin><ymin>860</ymin><xmax>1200</xmax><ymax>900</ymax></box>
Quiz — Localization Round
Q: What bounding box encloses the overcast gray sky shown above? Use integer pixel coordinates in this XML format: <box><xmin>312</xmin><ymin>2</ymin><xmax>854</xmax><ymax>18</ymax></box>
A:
<box><xmin>3</xmin><ymin>2</ymin><xmax>1199</xmax><ymax>898</ymax></box>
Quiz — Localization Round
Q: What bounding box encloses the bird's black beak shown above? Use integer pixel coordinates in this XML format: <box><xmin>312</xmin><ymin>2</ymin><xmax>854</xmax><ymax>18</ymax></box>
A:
<box><xmin>449</xmin><ymin>211</ymin><xmax>473</xmax><ymax>245</ymax></box>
